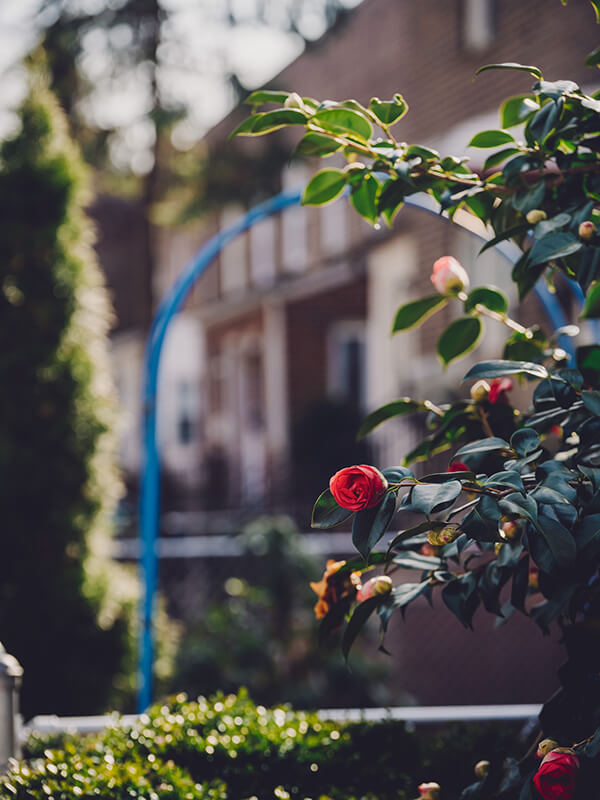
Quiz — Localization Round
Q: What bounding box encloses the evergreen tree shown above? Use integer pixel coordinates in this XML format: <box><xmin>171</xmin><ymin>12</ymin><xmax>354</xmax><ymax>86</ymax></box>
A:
<box><xmin>0</xmin><ymin>81</ymin><xmax>134</xmax><ymax>717</ymax></box>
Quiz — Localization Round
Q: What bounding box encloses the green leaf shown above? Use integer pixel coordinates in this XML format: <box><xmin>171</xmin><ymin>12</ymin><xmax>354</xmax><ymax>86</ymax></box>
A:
<box><xmin>455</xmin><ymin>437</ymin><xmax>511</xmax><ymax>458</ymax></box>
<box><xmin>409</xmin><ymin>481</ymin><xmax>462</xmax><ymax>515</ymax></box>
<box><xmin>582</xmin><ymin>390</ymin><xmax>600</xmax><ymax>416</ymax></box>
<box><xmin>382</xmin><ymin>466</ymin><xmax>414</xmax><ymax>482</ymax></box>
<box><xmin>392</xmin><ymin>552</ymin><xmax>443</xmax><ymax>570</ymax></box>
<box><xmin>527</xmin><ymin>232</ymin><xmax>582</xmax><ymax>267</ymax></box>
<box><xmin>302</xmin><ymin>169</ymin><xmax>347</xmax><ymax>206</ymax></box>
<box><xmin>388</xmin><ymin>580</ymin><xmax>431</xmax><ymax>610</ymax></box>
<box><xmin>437</xmin><ymin>317</ymin><xmax>482</xmax><ymax>366</ymax></box>
<box><xmin>294</xmin><ymin>132</ymin><xmax>343</xmax><ymax>157</ymax></box>
<box><xmin>392</xmin><ymin>295</ymin><xmax>448</xmax><ymax>332</ymax></box>
<box><xmin>312</xmin><ymin>108</ymin><xmax>373</xmax><ymax>142</ymax></box>
<box><xmin>480</xmin><ymin>223</ymin><xmax>530</xmax><ymax>255</ymax></box>
<box><xmin>357</xmin><ymin>398</ymin><xmax>423</xmax><ymax>438</ymax></box>
<box><xmin>585</xmin><ymin>45</ymin><xmax>600</xmax><ymax>67</ymax></box>
<box><xmin>464</xmin><ymin>286</ymin><xmax>509</xmax><ymax>315</ymax></box>
<box><xmin>500</xmin><ymin>95</ymin><xmax>538</xmax><ymax>127</ymax></box>
<box><xmin>483</xmin><ymin>148</ymin><xmax>522</xmax><ymax>171</ymax></box>
<box><xmin>475</xmin><ymin>62</ymin><xmax>543</xmax><ymax>80</ymax></box>
<box><xmin>463</xmin><ymin>359</ymin><xmax>549</xmax><ymax>381</ymax></box>
<box><xmin>245</xmin><ymin>90</ymin><xmax>290</xmax><ymax>106</ymax></box>
<box><xmin>311</xmin><ymin>489</ymin><xmax>354</xmax><ymax>529</ymax></box>
<box><xmin>442</xmin><ymin>574</ymin><xmax>479</xmax><ymax>628</ymax></box>
<box><xmin>386</xmin><ymin>521</ymin><xmax>438</xmax><ymax>553</ymax></box>
<box><xmin>230</xmin><ymin>109</ymin><xmax>307</xmax><ymax>138</ymax></box>
<box><xmin>580</xmin><ymin>281</ymin><xmax>600</xmax><ymax>319</ymax></box>
<box><xmin>469</xmin><ymin>129</ymin><xmax>516</xmax><ymax>148</ymax></box>
<box><xmin>419</xmin><ymin>471</ymin><xmax>476</xmax><ymax>483</ymax></box>
<box><xmin>484</xmin><ymin>470</ymin><xmax>525</xmax><ymax>493</ymax></box>
<box><xmin>342</xmin><ymin>596</ymin><xmax>380</xmax><ymax>662</ymax></box>
<box><xmin>352</xmin><ymin>491</ymin><xmax>398</xmax><ymax>560</ymax></box>
<box><xmin>350</xmin><ymin>173</ymin><xmax>380</xmax><ymax>225</ymax></box>
<box><xmin>591</xmin><ymin>0</ymin><xmax>600</xmax><ymax>23</ymax></box>
<box><xmin>510</xmin><ymin>428</ymin><xmax>541</xmax><ymax>457</ymax></box>
<box><xmin>368</xmin><ymin>94</ymin><xmax>408</xmax><ymax>126</ymax></box>
<box><xmin>536</xmin><ymin>512</ymin><xmax>577</xmax><ymax>566</ymax></box>
<box><xmin>405</xmin><ymin>144</ymin><xmax>440</xmax><ymax>160</ymax></box>
<box><xmin>498</xmin><ymin>492</ymin><xmax>539</xmax><ymax>526</ymax></box>
<box><xmin>577</xmin><ymin>345</ymin><xmax>600</xmax><ymax>387</ymax></box>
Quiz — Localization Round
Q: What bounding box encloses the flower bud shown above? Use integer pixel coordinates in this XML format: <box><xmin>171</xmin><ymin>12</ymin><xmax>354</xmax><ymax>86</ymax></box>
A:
<box><xmin>284</xmin><ymin>92</ymin><xmax>304</xmax><ymax>109</ymax></box>
<box><xmin>528</xmin><ymin>565</ymin><xmax>539</xmax><ymax>591</ymax></box>
<box><xmin>526</xmin><ymin>209</ymin><xmax>547</xmax><ymax>224</ymax></box>
<box><xmin>500</xmin><ymin>519</ymin><xmax>520</xmax><ymax>541</ymax></box>
<box><xmin>488</xmin><ymin>377</ymin><xmax>513</xmax><ymax>404</ymax></box>
<box><xmin>536</xmin><ymin>739</ymin><xmax>559</xmax><ymax>759</ymax></box>
<box><xmin>355</xmin><ymin>575</ymin><xmax>393</xmax><ymax>603</ymax></box>
<box><xmin>474</xmin><ymin>760</ymin><xmax>490</xmax><ymax>779</ymax></box>
<box><xmin>578</xmin><ymin>220</ymin><xmax>596</xmax><ymax>240</ymax></box>
<box><xmin>447</xmin><ymin>461</ymin><xmax>470</xmax><ymax>473</ymax></box>
<box><xmin>428</xmin><ymin>524</ymin><xmax>461</xmax><ymax>546</ymax></box>
<box><xmin>420</xmin><ymin>543</ymin><xmax>439</xmax><ymax>557</ymax></box>
<box><xmin>430</xmin><ymin>256</ymin><xmax>470</xmax><ymax>295</ymax></box>
<box><xmin>418</xmin><ymin>782</ymin><xmax>441</xmax><ymax>800</ymax></box>
<box><xmin>470</xmin><ymin>380</ymin><xmax>490</xmax><ymax>403</ymax></box>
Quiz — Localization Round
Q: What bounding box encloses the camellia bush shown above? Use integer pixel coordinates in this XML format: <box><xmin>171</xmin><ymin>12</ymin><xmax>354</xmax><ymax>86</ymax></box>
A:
<box><xmin>233</xmin><ymin>4</ymin><xmax>600</xmax><ymax>798</ymax></box>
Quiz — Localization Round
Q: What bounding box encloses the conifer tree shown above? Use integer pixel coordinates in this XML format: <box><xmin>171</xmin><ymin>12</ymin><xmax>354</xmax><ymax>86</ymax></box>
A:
<box><xmin>0</xmin><ymin>81</ymin><xmax>134</xmax><ymax>717</ymax></box>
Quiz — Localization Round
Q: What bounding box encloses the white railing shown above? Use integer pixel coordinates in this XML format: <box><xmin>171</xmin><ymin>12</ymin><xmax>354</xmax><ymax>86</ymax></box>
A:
<box><xmin>22</xmin><ymin>704</ymin><xmax>541</xmax><ymax>742</ymax></box>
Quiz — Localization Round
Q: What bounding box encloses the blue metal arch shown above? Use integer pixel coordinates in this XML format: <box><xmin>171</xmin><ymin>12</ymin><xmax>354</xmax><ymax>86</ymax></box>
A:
<box><xmin>137</xmin><ymin>188</ymin><xmax>589</xmax><ymax>712</ymax></box>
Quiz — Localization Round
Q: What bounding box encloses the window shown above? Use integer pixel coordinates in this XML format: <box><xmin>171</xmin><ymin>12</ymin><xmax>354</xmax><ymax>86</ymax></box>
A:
<box><xmin>327</xmin><ymin>321</ymin><xmax>366</xmax><ymax>410</ymax></box>
<box><xmin>463</xmin><ymin>0</ymin><xmax>495</xmax><ymax>51</ymax></box>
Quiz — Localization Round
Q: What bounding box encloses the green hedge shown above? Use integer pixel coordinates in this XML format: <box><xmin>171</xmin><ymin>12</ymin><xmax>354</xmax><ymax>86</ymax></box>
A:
<box><xmin>10</xmin><ymin>690</ymin><xmax>523</xmax><ymax>800</ymax></box>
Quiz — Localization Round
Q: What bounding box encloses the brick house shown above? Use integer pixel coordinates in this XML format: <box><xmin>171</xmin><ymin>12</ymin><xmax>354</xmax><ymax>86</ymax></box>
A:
<box><xmin>101</xmin><ymin>1</ymin><xmax>598</xmax><ymax>705</ymax></box>
<box><xmin>144</xmin><ymin>0</ymin><xmax>597</xmax><ymax>520</ymax></box>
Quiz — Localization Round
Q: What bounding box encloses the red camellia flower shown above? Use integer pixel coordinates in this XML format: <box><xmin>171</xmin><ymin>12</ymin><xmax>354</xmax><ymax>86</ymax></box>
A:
<box><xmin>448</xmin><ymin>461</ymin><xmax>469</xmax><ymax>473</ymax></box>
<box><xmin>533</xmin><ymin>750</ymin><xmax>579</xmax><ymax>800</ymax></box>
<box><xmin>329</xmin><ymin>464</ymin><xmax>388</xmax><ymax>511</ymax></box>
<box><xmin>488</xmin><ymin>377</ymin><xmax>513</xmax><ymax>404</ymax></box>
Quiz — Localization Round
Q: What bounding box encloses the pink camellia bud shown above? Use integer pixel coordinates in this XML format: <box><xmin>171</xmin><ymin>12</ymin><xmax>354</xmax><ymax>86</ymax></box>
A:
<box><xmin>418</xmin><ymin>782</ymin><xmax>441</xmax><ymax>800</ymax></box>
<box><xmin>447</xmin><ymin>461</ymin><xmax>470</xmax><ymax>473</ymax></box>
<box><xmin>420</xmin><ymin>543</ymin><xmax>439</xmax><ymax>557</ymax></box>
<box><xmin>578</xmin><ymin>220</ymin><xmax>596</xmax><ymax>240</ymax></box>
<box><xmin>474</xmin><ymin>760</ymin><xmax>490</xmax><ymax>778</ymax></box>
<box><xmin>329</xmin><ymin>465</ymin><xmax>388</xmax><ymax>511</ymax></box>
<box><xmin>470</xmin><ymin>380</ymin><xmax>490</xmax><ymax>403</ymax></box>
<box><xmin>430</xmin><ymin>256</ymin><xmax>470</xmax><ymax>295</ymax></box>
<box><xmin>526</xmin><ymin>209</ymin><xmax>547</xmax><ymax>224</ymax></box>
<box><xmin>529</xmin><ymin>565</ymin><xmax>540</xmax><ymax>591</ymax></box>
<box><xmin>355</xmin><ymin>575</ymin><xmax>393</xmax><ymax>603</ymax></box>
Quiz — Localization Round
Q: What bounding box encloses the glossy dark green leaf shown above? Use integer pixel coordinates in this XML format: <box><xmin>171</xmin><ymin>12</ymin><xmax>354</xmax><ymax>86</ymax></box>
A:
<box><xmin>498</xmin><ymin>492</ymin><xmax>539</xmax><ymax>525</ymax></box>
<box><xmin>352</xmin><ymin>491</ymin><xmax>397</xmax><ymax>560</ymax></box>
<box><xmin>409</xmin><ymin>481</ymin><xmax>462</xmax><ymax>515</ymax></box>
<box><xmin>386</xmin><ymin>521</ymin><xmax>439</xmax><ymax>553</ymax></box>
<box><xmin>500</xmin><ymin>95</ymin><xmax>538</xmax><ymax>127</ymax></box>
<box><xmin>245</xmin><ymin>90</ymin><xmax>290</xmax><ymax>106</ymax></box>
<box><xmin>437</xmin><ymin>317</ymin><xmax>482</xmax><ymax>366</ymax></box>
<box><xmin>312</xmin><ymin>107</ymin><xmax>373</xmax><ymax>141</ymax></box>
<box><xmin>463</xmin><ymin>359</ymin><xmax>549</xmax><ymax>381</ymax></box>
<box><xmin>311</xmin><ymin>488</ymin><xmax>354</xmax><ymax>529</ymax></box>
<box><xmin>480</xmin><ymin>223</ymin><xmax>530</xmax><ymax>254</ymax></box>
<box><xmin>483</xmin><ymin>147</ymin><xmax>522</xmax><ymax>171</ymax></box>
<box><xmin>230</xmin><ymin>109</ymin><xmax>307</xmax><ymax>138</ymax></box>
<box><xmin>537</xmin><ymin>512</ymin><xmax>577</xmax><ymax>566</ymax></box>
<box><xmin>475</xmin><ymin>62</ymin><xmax>543</xmax><ymax>80</ymax></box>
<box><xmin>392</xmin><ymin>295</ymin><xmax>448</xmax><ymax>332</ymax></box>
<box><xmin>528</xmin><ymin>232</ymin><xmax>582</xmax><ymax>267</ymax></box>
<box><xmin>442</xmin><ymin>573</ymin><xmax>480</xmax><ymax>628</ymax></box>
<box><xmin>455</xmin><ymin>437</ymin><xmax>511</xmax><ymax>459</ymax></box>
<box><xmin>294</xmin><ymin>132</ymin><xmax>343</xmax><ymax>157</ymax></box>
<box><xmin>484</xmin><ymin>470</ymin><xmax>525</xmax><ymax>493</ymax></box>
<box><xmin>419</xmin><ymin>471</ymin><xmax>476</xmax><ymax>483</ymax></box>
<box><xmin>585</xmin><ymin>45</ymin><xmax>600</xmax><ymax>67</ymax></box>
<box><xmin>510</xmin><ymin>428</ymin><xmax>541</xmax><ymax>457</ymax></box>
<box><xmin>576</xmin><ymin>514</ymin><xmax>600</xmax><ymax>552</ymax></box>
<box><xmin>511</xmin><ymin>555</ymin><xmax>530</xmax><ymax>612</ymax></box>
<box><xmin>392</xmin><ymin>552</ymin><xmax>443</xmax><ymax>570</ymax></box>
<box><xmin>350</xmin><ymin>173</ymin><xmax>380</xmax><ymax>225</ymax></box>
<box><xmin>464</xmin><ymin>286</ymin><xmax>509</xmax><ymax>315</ymax></box>
<box><xmin>469</xmin><ymin>129</ymin><xmax>516</xmax><ymax>148</ymax></box>
<box><xmin>302</xmin><ymin>169</ymin><xmax>347</xmax><ymax>206</ymax></box>
<box><xmin>368</xmin><ymin>94</ymin><xmax>408</xmax><ymax>126</ymax></box>
<box><xmin>342</xmin><ymin>596</ymin><xmax>380</xmax><ymax>662</ymax></box>
<box><xmin>382</xmin><ymin>466</ymin><xmax>414</xmax><ymax>482</ymax></box>
<box><xmin>580</xmin><ymin>281</ymin><xmax>600</xmax><ymax>319</ymax></box>
<box><xmin>582</xmin><ymin>390</ymin><xmax>600</xmax><ymax>416</ymax></box>
<box><xmin>577</xmin><ymin>345</ymin><xmax>600</xmax><ymax>387</ymax></box>
<box><xmin>357</xmin><ymin>398</ymin><xmax>423</xmax><ymax>438</ymax></box>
